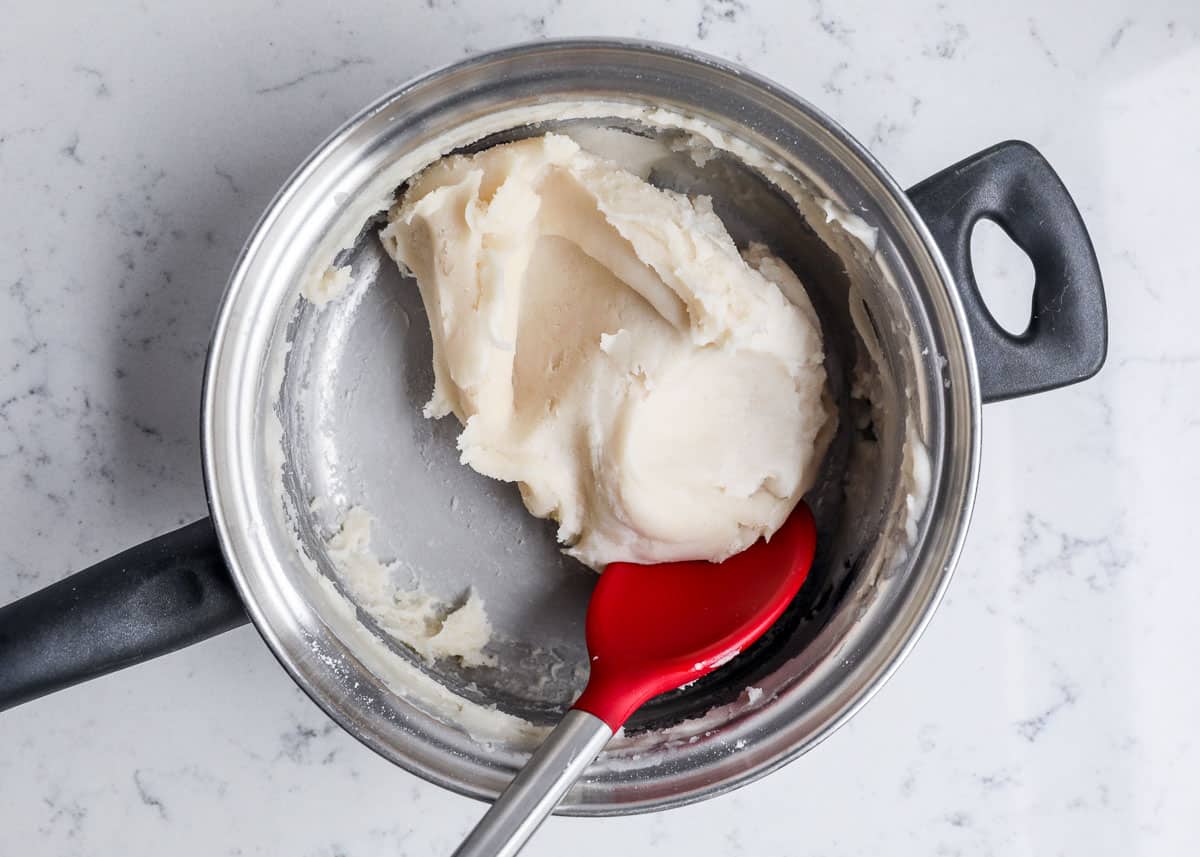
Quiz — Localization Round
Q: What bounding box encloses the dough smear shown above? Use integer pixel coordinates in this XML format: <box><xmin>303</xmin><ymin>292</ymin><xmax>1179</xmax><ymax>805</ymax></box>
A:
<box><xmin>380</xmin><ymin>133</ymin><xmax>830</xmax><ymax>569</ymax></box>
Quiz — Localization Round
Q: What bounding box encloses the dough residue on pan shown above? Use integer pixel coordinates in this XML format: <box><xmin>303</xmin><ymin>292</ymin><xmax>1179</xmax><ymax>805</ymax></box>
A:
<box><xmin>326</xmin><ymin>507</ymin><xmax>495</xmax><ymax>667</ymax></box>
<box><xmin>303</xmin><ymin>264</ymin><xmax>353</xmax><ymax>306</ymax></box>
<box><xmin>379</xmin><ymin>133</ymin><xmax>832</xmax><ymax>570</ymax></box>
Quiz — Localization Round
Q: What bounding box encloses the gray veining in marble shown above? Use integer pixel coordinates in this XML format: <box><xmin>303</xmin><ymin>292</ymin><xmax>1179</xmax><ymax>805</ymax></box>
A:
<box><xmin>2</xmin><ymin>0</ymin><xmax>1198</xmax><ymax>854</ymax></box>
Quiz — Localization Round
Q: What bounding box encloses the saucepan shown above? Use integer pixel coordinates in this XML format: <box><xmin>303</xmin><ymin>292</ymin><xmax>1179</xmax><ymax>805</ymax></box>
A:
<box><xmin>0</xmin><ymin>40</ymin><xmax>1106</xmax><ymax>813</ymax></box>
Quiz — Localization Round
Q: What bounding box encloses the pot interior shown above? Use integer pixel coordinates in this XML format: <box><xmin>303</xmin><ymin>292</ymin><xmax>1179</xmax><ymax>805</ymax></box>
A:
<box><xmin>205</xmin><ymin>41</ymin><xmax>977</xmax><ymax>813</ymax></box>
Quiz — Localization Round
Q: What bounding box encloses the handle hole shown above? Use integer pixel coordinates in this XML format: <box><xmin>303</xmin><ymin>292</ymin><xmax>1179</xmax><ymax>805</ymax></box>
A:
<box><xmin>970</xmin><ymin>218</ymin><xmax>1034</xmax><ymax>335</ymax></box>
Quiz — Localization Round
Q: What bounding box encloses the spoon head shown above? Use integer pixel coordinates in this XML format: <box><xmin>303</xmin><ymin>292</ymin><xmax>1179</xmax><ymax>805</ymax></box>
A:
<box><xmin>573</xmin><ymin>503</ymin><xmax>817</xmax><ymax>728</ymax></box>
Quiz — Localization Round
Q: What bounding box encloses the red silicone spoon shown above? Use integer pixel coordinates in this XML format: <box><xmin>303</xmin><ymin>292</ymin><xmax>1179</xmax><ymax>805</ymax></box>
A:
<box><xmin>453</xmin><ymin>502</ymin><xmax>818</xmax><ymax>857</ymax></box>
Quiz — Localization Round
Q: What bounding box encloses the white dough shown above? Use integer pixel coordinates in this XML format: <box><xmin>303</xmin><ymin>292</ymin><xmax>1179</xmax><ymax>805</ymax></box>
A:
<box><xmin>303</xmin><ymin>264</ymin><xmax>352</xmax><ymax>306</ymax></box>
<box><xmin>326</xmin><ymin>507</ymin><xmax>495</xmax><ymax>667</ymax></box>
<box><xmin>379</xmin><ymin>133</ymin><xmax>830</xmax><ymax>570</ymax></box>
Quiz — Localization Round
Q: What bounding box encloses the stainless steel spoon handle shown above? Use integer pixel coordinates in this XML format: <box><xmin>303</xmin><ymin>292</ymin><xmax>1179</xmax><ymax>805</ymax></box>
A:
<box><xmin>452</xmin><ymin>709</ymin><xmax>613</xmax><ymax>857</ymax></box>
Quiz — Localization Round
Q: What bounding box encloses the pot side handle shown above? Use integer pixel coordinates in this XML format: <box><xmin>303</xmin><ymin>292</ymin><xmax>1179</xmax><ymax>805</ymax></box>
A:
<box><xmin>0</xmin><ymin>519</ymin><xmax>247</xmax><ymax>712</ymax></box>
<box><xmin>907</xmin><ymin>141</ymin><xmax>1108</xmax><ymax>402</ymax></box>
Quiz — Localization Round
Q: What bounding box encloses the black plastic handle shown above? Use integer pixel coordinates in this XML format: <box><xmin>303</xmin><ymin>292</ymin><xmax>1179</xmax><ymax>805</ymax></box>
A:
<box><xmin>907</xmin><ymin>141</ymin><xmax>1108</xmax><ymax>402</ymax></box>
<box><xmin>0</xmin><ymin>519</ymin><xmax>247</xmax><ymax>711</ymax></box>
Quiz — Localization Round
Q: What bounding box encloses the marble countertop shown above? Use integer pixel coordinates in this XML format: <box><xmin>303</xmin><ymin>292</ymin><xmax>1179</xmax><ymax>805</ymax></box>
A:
<box><xmin>2</xmin><ymin>1</ymin><xmax>1196</xmax><ymax>854</ymax></box>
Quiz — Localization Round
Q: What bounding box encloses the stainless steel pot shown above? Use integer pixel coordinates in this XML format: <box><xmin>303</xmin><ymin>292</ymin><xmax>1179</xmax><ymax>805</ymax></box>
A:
<box><xmin>0</xmin><ymin>40</ymin><xmax>1106</xmax><ymax>814</ymax></box>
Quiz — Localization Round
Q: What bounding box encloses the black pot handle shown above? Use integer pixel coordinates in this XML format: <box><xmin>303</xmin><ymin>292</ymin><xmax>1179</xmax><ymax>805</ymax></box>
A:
<box><xmin>0</xmin><ymin>519</ymin><xmax>247</xmax><ymax>711</ymax></box>
<box><xmin>907</xmin><ymin>141</ymin><xmax>1108</xmax><ymax>402</ymax></box>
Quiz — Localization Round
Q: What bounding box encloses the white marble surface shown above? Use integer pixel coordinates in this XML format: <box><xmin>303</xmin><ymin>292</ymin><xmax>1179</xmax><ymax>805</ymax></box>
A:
<box><xmin>2</xmin><ymin>0</ymin><xmax>1197</xmax><ymax>853</ymax></box>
